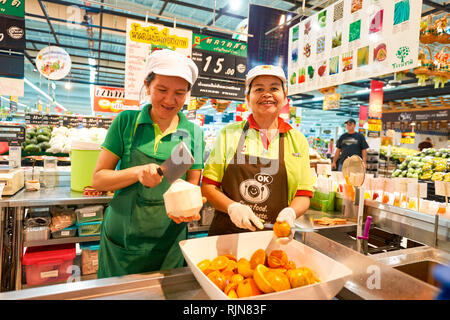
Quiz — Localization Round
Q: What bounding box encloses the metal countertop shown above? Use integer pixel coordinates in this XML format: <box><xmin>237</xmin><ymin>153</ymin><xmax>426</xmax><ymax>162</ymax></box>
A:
<box><xmin>0</xmin><ymin>232</ymin><xmax>441</xmax><ymax>300</ymax></box>
<box><xmin>0</xmin><ymin>187</ymin><xmax>113</xmax><ymax>207</ymax></box>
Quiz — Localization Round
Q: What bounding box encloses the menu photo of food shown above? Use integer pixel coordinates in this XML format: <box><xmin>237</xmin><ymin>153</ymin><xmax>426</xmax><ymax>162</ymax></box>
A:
<box><xmin>373</xmin><ymin>43</ymin><xmax>387</xmax><ymax>62</ymax></box>
<box><xmin>287</xmin><ymin>0</ymin><xmax>422</xmax><ymax>95</ymax></box>
<box><xmin>351</xmin><ymin>0</ymin><xmax>363</xmax><ymax>14</ymax></box>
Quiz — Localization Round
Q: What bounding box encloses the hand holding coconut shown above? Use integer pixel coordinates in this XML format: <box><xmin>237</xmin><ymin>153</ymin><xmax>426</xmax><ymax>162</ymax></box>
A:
<box><xmin>164</xmin><ymin>179</ymin><xmax>205</xmax><ymax>224</ymax></box>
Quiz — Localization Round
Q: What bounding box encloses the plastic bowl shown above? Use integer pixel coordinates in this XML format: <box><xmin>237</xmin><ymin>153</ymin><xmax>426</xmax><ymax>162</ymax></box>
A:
<box><xmin>179</xmin><ymin>231</ymin><xmax>353</xmax><ymax>300</ymax></box>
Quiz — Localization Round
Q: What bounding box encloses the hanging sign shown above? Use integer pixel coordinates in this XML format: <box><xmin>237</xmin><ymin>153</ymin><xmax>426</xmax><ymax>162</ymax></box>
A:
<box><xmin>401</xmin><ymin>132</ymin><xmax>415</xmax><ymax>144</ymax></box>
<box><xmin>368</xmin><ymin>80</ymin><xmax>383</xmax><ymax>119</ymax></box>
<box><xmin>0</xmin><ymin>0</ymin><xmax>24</xmax><ymax>18</ymax></box>
<box><xmin>288</xmin><ymin>0</ymin><xmax>423</xmax><ymax>95</ymax></box>
<box><xmin>192</xmin><ymin>34</ymin><xmax>247</xmax><ymax>81</ymax></box>
<box><xmin>323</xmin><ymin>93</ymin><xmax>340</xmax><ymax>110</ymax></box>
<box><xmin>0</xmin><ymin>15</ymin><xmax>25</xmax><ymax>50</ymax></box>
<box><xmin>93</xmin><ymin>85</ymin><xmax>140</xmax><ymax>113</ymax></box>
<box><xmin>125</xmin><ymin>19</ymin><xmax>192</xmax><ymax>101</ymax></box>
<box><xmin>193</xmin><ymin>34</ymin><xmax>247</xmax><ymax>57</ymax></box>
<box><xmin>35</xmin><ymin>46</ymin><xmax>71</xmax><ymax>80</ymax></box>
<box><xmin>191</xmin><ymin>78</ymin><xmax>245</xmax><ymax>101</ymax></box>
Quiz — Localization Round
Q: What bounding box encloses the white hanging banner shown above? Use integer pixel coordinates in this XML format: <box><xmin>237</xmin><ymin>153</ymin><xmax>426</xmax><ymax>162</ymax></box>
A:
<box><xmin>35</xmin><ymin>46</ymin><xmax>71</xmax><ymax>80</ymax></box>
<box><xmin>124</xmin><ymin>19</ymin><xmax>193</xmax><ymax>101</ymax></box>
<box><xmin>287</xmin><ymin>0</ymin><xmax>423</xmax><ymax>94</ymax></box>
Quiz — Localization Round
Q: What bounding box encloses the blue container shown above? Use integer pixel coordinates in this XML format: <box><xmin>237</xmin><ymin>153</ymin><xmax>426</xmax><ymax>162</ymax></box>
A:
<box><xmin>76</xmin><ymin>221</ymin><xmax>102</xmax><ymax>237</ymax></box>
<box><xmin>51</xmin><ymin>225</ymin><xmax>77</xmax><ymax>239</ymax></box>
<box><xmin>433</xmin><ymin>264</ymin><xmax>450</xmax><ymax>300</ymax></box>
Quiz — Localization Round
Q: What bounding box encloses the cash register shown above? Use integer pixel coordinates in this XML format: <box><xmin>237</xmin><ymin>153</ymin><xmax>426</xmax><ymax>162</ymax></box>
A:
<box><xmin>0</xmin><ymin>123</ymin><xmax>26</xmax><ymax>196</ymax></box>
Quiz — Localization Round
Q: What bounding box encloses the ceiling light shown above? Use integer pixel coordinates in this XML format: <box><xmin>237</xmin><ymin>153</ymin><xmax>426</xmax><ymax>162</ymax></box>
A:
<box><xmin>24</xmin><ymin>78</ymin><xmax>67</xmax><ymax>111</ymax></box>
<box><xmin>279</xmin><ymin>15</ymin><xmax>286</xmax><ymax>26</ymax></box>
<box><xmin>65</xmin><ymin>81</ymin><xmax>72</xmax><ymax>90</ymax></box>
<box><xmin>230</xmin><ymin>0</ymin><xmax>240</xmax><ymax>11</ymax></box>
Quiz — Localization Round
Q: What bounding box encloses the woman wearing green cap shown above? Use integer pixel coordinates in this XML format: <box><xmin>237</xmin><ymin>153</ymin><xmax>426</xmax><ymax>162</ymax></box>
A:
<box><xmin>201</xmin><ymin>65</ymin><xmax>314</xmax><ymax>241</ymax></box>
<box><xmin>92</xmin><ymin>49</ymin><xmax>205</xmax><ymax>278</ymax></box>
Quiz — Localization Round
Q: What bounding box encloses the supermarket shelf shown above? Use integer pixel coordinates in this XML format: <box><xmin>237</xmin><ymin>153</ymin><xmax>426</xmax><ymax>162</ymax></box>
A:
<box><xmin>24</xmin><ymin>236</ymin><xmax>100</xmax><ymax>247</ymax></box>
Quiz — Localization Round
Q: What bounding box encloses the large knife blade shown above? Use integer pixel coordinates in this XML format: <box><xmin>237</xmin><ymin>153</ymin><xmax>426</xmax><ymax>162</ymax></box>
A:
<box><xmin>157</xmin><ymin>142</ymin><xmax>194</xmax><ymax>184</ymax></box>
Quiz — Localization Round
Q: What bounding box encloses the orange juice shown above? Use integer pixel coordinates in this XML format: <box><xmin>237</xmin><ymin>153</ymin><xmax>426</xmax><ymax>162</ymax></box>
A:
<box><xmin>407</xmin><ymin>199</ymin><xmax>417</xmax><ymax>210</ymax></box>
<box><xmin>382</xmin><ymin>194</ymin><xmax>390</xmax><ymax>204</ymax></box>
<box><xmin>437</xmin><ymin>206</ymin><xmax>446</xmax><ymax>214</ymax></box>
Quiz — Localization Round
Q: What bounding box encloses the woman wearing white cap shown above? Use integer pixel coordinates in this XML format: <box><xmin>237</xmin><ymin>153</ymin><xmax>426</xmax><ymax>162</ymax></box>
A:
<box><xmin>201</xmin><ymin>65</ymin><xmax>313</xmax><ymax>239</ymax></box>
<box><xmin>92</xmin><ymin>49</ymin><xmax>205</xmax><ymax>278</ymax></box>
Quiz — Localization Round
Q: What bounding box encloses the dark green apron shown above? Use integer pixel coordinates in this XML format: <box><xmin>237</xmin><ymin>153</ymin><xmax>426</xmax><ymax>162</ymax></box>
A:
<box><xmin>98</xmin><ymin>115</ymin><xmax>187</xmax><ymax>278</ymax></box>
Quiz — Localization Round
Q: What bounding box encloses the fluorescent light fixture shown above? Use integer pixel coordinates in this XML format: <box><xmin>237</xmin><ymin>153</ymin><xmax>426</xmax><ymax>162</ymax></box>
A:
<box><xmin>230</xmin><ymin>0</ymin><xmax>240</xmax><ymax>11</ymax></box>
<box><xmin>90</xmin><ymin>84</ymin><xmax>95</xmax><ymax>116</ymax></box>
<box><xmin>312</xmin><ymin>96</ymin><xmax>324</xmax><ymax>101</ymax></box>
<box><xmin>24</xmin><ymin>78</ymin><xmax>67</xmax><ymax>111</ymax></box>
<box><xmin>279</xmin><ymin>15</ymin><xmax>286</xmax><ymax>26</ymax></box>
<box><xmin>0</xmin><ymin>95</ymin><xmax>27</xmax><ymax>108</ymax></box>
<box><xmin>355</xmin><ymin>88</ymin><xmax>371</xmax><ymax>94</ymax></box>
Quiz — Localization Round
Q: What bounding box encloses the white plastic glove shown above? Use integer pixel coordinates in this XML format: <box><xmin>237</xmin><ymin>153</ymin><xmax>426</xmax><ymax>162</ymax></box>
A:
<box><xmin>275</xmin><ymin>207</ymin><xmax>296</xmax><ymax>244</ymax></box>
<box><xmin>227</xmin><ymin>202</ymin><xmax>264</xmax><ymax>231</ymax></box>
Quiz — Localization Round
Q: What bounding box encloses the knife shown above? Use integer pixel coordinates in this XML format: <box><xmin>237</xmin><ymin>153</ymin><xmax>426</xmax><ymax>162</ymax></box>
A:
<box><xmin>157</xmin><ymin>141</ymin><xmax>195</xmax><ymax>184</ymax></box>
<box><xmin>264</xmin><ymin>215</ymin><xmax>316</xmax><ymax>233</ymax></box>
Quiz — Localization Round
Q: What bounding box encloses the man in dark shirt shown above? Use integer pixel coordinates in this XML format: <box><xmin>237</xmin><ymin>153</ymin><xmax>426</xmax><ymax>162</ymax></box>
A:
<box><xmin>332</xmin><ymin>118</ymin><xmax>369</xmax><ymax>171</ymax></box>
<box><xmin>418</xmin><ymin>137</ymin><xmax>433</xmax><ymax>151</ymax></box>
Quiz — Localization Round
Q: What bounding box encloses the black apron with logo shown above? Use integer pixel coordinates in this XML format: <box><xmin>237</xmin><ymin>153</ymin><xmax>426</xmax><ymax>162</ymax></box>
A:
<box><xmin>208</xmin><ymin>121</ymin><xmax>289</xmax><ymax>236</ymax></box>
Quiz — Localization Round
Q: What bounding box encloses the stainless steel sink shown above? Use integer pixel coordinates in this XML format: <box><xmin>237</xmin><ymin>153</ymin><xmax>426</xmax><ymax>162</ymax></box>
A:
<box><xmin>393</xmin><ymin>260</ymin><xmax>443</xmax><ymax>287</ymax></box>
<box><xmin>371</xmin><ymin>246</ymin><xmax>450</xmax><ymax>288</ymax></box>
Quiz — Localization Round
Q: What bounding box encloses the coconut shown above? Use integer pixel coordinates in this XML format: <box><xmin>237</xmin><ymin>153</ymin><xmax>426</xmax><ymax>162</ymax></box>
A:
<box><xmin>163</xmin><ymin>179</ymin><xmax>203</xmax><ymax>218</ymax></box>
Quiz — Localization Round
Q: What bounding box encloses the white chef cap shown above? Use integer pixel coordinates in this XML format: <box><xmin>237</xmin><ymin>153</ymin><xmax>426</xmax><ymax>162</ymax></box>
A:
<box><xmin>143</xmin><ymin>49</ymin><xmax>198</xmax><ymax>85</ymax></box>
<box><xmin>246</xmin><ymin>65</ymin><xmax>286</xmax><ymax>90</ymax></box>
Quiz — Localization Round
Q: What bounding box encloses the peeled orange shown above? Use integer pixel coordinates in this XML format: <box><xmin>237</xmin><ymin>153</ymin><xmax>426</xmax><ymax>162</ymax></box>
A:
<box><xmin>267</xmin><ymin>250</ymin><xmax>289</xmax><ymax>268</ymax></box>
<box><xmin>207</xmin><ymin>270</ymin><xmax>227</xmax><ymax>291</ymax></box>
<box><xmin>236</xmin><ymin>278</ymin><xmax>262</xmax><ymax>298</ymax></box>
<box><xmin>253</xmin><ymin>264</ymin><xmax>275</xmax><ymax>294</ymax></box>
<box><xmin>265</xmin><ymin>269</ymin><xmax>291</xmax><ymax>292</ymax></box>
<box><xmin>250</xmin><ymin>249</ymin><xmax>266</xmax><ymax>269</ymax></box>
<box><xmin>273</xmin><ymin>221</ymin><xmax>291</xmax><ymax>237</ymax></box>
<box><xmin>211</xmin><ymin>255</ymin><xmax>229</xmax><ymax>271</ymax></box>
<box><xmin>237</xmin><ymin>258</ymin><xmax>254</xmax><ymax>278</ymax></box>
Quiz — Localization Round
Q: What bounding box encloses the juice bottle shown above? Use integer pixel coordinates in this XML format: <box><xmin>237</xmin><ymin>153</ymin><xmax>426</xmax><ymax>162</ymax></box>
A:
<box><xmin>407</xmin><ymin>198</ymin><xmax>417</xmax><ymax>210</ymax></box>
<box><xmin>393</xmin><ymin>193</ymin><xmax>401</xmax><ymax>207</ymax></box>
<box><xmin>437</xmin><ymin>204</ymin><xmax>447</xmax><ymax>215</ymax></box>
<box><xmin>372</xmin><ymin>192</ymin><xmax>379</xmax><ymax>201</ymax></box>
<box><xmin>382</xmin><ymin>193</ymin><xmax>390</xmax><ymax>204</ymax></box>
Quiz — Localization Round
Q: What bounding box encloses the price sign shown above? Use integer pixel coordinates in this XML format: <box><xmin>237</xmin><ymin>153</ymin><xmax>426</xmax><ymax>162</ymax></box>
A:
<box><xmin>82</xmin><ymin>117</ymin><xmax>98</xmax><ymax>128</ymax></box>
<box><xmin>192</xmin><ymin>49</ymin><xmax>246</xmax><ymax>80</ymax></box>
<box><xmin>63</xmin><ymin>115</ymin><xmax>80</xmax><ymax>128</ymax></box>
<box><xmin>25</xmin><ymin>113</ymin><xmax>43</xmax><ymax>125</ymax></box>
<box><xmin>97</xmin><ymin>118</ymin><xmax>113</xmax><ymax>129</ymax></box>
<box><xmin>0</xmin><ymin>123</ymin><xmax>25</xmax><ymax>143</ymax></box>
<box><xmin>48</xmin><ymin>114</ymin><xmax>62</xmax><ymax>126</ymax></box>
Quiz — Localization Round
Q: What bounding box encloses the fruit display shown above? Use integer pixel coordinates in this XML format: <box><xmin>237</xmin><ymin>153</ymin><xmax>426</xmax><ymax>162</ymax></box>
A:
<box><xmin>196</xmin><ymin>248</ymin><xmax>320</xmax><ymax>298</ymax></box>
<box><xmin>21</xmin><ymin>125</ymin><xmax>108</xmax><ymax>156</ymax></box>
<box><xmin>380</xmin><ymin>145</ymin><xmax>419</xmax><ymax>163</ymax></box>
<box><xmin>23</xmin><ymin>126</ymin><xmax>53</xmax><ymax>154</ymax></box>
<box><xmin>391</xmin><ymin>148</ymin><xmax>450</xmax><ymax>181</ymax></box>
<box><xmin>46</xmin><ymin>126</ymin><xmax>107</xmax><ymax>154</ymax></box>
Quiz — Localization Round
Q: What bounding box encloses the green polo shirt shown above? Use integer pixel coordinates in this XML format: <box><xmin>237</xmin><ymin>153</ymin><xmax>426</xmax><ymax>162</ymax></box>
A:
<box><xmin>202</xmin><ymin>116</ymin><xmax>313</xmax><ymax>204</ymax></box>
<box><xmin>102</xmin><ymin>104</ymin><xmax>205</xmax><ymax>171</ymax></box>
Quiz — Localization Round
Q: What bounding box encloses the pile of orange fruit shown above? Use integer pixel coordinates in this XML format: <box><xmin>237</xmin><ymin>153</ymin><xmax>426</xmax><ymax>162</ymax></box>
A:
<box><xmin>196</xmin><ymin>248</ymin><xmax>320</xmax><ymax>299</ymax></box>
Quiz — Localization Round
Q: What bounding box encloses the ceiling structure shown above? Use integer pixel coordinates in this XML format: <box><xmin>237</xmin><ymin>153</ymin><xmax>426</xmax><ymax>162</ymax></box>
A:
<box><xmin>15</xmin><ymin>0</ymin><xmax>450</xmax><ymax>128</ymax></box>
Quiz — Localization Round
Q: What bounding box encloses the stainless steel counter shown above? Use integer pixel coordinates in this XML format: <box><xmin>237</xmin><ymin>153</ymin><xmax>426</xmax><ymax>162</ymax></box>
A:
<box><xmin>2</xmin><ymin>187</ymin><xmax>113</xmax><ymax>207</ymax></box>
<box><xmin>364</xmin><ymin>200</ymin><xmax>450</xmax><ymax>251</ymax></box>
<box><xmin>0</xmin><ymin>232</ymin><xmax>441</xmax><ymax>300</ymax></box>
